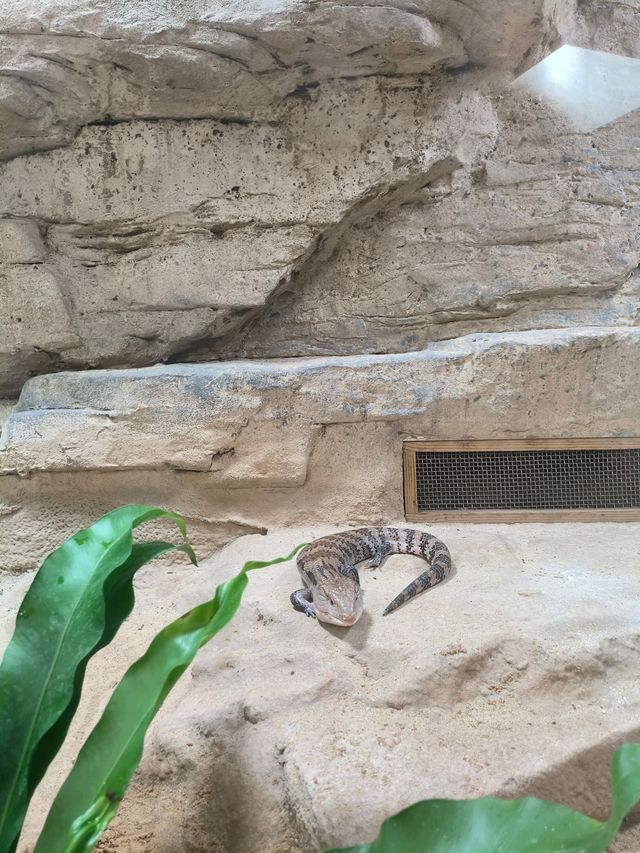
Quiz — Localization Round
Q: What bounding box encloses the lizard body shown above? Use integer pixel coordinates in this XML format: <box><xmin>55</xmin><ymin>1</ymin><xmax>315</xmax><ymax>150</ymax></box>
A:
<box><xmin>291</xmin><ymin>527</ymin><xmax>451</xmax><ymax>627</ymax></box>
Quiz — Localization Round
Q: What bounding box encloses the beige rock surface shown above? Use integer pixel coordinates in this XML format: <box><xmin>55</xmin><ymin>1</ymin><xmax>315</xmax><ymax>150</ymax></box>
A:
<box><xmin>3</xmin><ymin>522</ymin><xmax>639</xmax><ymax>852</ymax></box>
<box><xmin>1</xmin><ymin>0</ymin><xmax>639</xmax><ymax>393</ymax></box>
<box><xmin>3</xmin><ymin>327</ymin><xmax>638</xmax><ymax>477</ymax></box>
<box><xmin>560</xmin><ymin>0</ymin><xmax>640</xmax><ymax>59</ymax></box>
<box><xmin>0</xmin><ymin>75</ymin><xmax>498</xmax><ymax>394</ymax></box>
<box><xmin>0</xmin><ymin>0</ymin><xmax>569</xmax><ymax>158</ymax></box>
<box><xmin>1</xmin><ymin>326</ymin><xmax>638</xmax><ymax>571</ymax></box>
<box><xmin>230</xmin><ymin>98</ymin><xmax>640</xmax><ymax>359</ymax></box>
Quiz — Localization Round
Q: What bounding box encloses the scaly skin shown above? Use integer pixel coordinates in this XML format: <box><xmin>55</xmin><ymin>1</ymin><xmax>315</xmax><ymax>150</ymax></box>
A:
<box><xmin>290</xmin><ymin>527</ymin><xmax>451</xmax><ymax>627</ymax></box>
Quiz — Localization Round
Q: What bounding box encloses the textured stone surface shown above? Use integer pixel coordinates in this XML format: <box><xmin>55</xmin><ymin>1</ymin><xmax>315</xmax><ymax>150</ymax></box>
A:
<box><xmin>0</xmin><ymin>399</ymin><xmax>14</xmax><ymax>429</ymax></box>
<box><xmin>229</xmin><ymin>98</ymin><xmax>640</xmax><ymax>358</ymax></box>
<box><xmin>0</xmin><ymin>324</ymin><xmax>637</xmax><ymax>574</ymax></box>
<box><xmin>0</xmin><ymin>419</ymin><xmax>397</xmax><ymax>573</ymax></box>
<box><xmin>2</xmin><ymin>327</ymin><xmax>638</xmax><ymax>478</ymax></box>
<box><xmin>5</xmin><ymin>523</ymin><xmax>640</xmax><ymax>852</ymax></box>
<box><xmin>0</xmin><ymin>76</ymin><xmax>497</xmax><ymax>393</ymax></box>
<box><xmin>1</xmin><ymin>326</ymin><xmax>638</xmax><ymax>573</ymax></box>
<box><xmin>1</xmin><ymin>0</ymin><xmax>639</xmax><ymax>393</ymax></box>
<box><xmin>560</xmin><ymin>0</ymin><xmax>640</xmax><ymax>59</ymax></box>
<box><xmin>0</xmin><ymin>0</ymin><xmax>570</xmax><ymax>157</ymax></box>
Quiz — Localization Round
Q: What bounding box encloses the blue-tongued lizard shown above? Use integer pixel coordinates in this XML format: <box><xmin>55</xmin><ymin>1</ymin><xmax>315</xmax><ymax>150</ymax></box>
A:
<box><xmin>290</xmin><ymin>527</ymin><xmax>451</xmax><ymax>627</ymax></box>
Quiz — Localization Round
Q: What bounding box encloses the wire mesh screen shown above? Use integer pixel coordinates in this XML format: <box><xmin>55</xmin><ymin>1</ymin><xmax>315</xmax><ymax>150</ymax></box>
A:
<box><xmin>415</xmin><ymin>448</ymin><xmax>640</xmax><ymax>511</ymax></box>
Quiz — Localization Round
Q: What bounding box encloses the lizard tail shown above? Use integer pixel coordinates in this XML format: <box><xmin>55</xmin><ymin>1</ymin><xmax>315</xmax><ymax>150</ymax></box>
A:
<box><xmin>382</xmin><ymin>556</ymin><xmax>451</xmax><ymax>615</ymax></box>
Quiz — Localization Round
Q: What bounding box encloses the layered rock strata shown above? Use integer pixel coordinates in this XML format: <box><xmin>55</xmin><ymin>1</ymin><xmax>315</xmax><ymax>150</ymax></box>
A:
<box><xmin>1</xmin><ymin>0</ymin><xmax>638</xmax><ymax>393</ymax></box>
<box><xmin>1</xmin><ymin>326</ymin><xmax>638</xmax><ymax>570</ymax></box>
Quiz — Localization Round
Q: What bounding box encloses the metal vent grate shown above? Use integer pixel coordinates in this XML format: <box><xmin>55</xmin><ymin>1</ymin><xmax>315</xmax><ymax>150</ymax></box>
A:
<box><xmin>403</xmin><ymin>440</ymin><xmax>640</xmax><ymax>522</ymax></box>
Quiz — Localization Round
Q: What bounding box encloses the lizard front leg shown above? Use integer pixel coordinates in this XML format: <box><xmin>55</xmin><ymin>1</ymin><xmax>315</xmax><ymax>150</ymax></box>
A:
<box><xmin>290</xmin><ymin>587</ymin><xmax>317</xmax><ymax>618</ymax></box>
<box><xmin>367</xmin><ymin>542</ymin><xmax>391</xmax><ymax>569</ymax></box>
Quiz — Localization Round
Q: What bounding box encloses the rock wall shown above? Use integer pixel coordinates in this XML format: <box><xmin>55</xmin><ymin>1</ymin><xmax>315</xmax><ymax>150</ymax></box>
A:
<box><xmin>1</xmin><ymin>0</ymin><xmax>639</xmax><ymax>566</ymax></box>
<box><xmin>0</xmin><ymin>79</ymin><xmax>498</xmax><ymax>393</ymax></box>
<box><xmin>228</xmin><ymin>101</ymin><xmax>639</xmax><ymax>358</ymax></box>
<box><xmin>1</xmin><ymin>327</ymin><xmax>639</xmax><ymax>571</ymax></box>
<box><xmin>1</xmin><ymin>0</ymin><xmax>638</xmax><ymax>395</ymax></box>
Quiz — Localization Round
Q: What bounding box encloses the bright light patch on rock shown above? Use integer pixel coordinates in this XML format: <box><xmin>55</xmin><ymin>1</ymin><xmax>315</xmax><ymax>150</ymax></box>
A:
<box><xmin>513</xmin><ymin>45</ymin><xmax>640</xmax><ymax>131</ymax></box>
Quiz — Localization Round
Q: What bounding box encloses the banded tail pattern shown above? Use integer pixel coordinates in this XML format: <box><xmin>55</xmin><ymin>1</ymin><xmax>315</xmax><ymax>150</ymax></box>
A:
<box><xmin>374</xmin><ymin>527</ymin><xmax>451</xmax><ymax>615</ymax></box>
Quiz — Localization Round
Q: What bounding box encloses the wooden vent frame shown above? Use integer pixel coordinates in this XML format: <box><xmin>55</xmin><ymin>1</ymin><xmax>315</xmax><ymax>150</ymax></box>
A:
<box><xmin>403</xmin><ymin>438</ymin><xmax>640</xmax><ymax>523</ymax></box>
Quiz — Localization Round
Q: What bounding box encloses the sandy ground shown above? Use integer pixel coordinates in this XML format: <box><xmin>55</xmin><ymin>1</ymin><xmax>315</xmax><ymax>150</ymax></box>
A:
<box><xmin>2</xmin><ymin>521</ymin><xmax>640</xmax><ymax>851</ymax></box>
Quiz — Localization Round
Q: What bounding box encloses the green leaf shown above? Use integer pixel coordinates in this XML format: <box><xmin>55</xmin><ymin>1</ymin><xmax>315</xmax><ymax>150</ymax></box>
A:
<box><xmin>325</xmin><ymin>743</ymin><xmax>640</xmax><ymax>853</ymax></box>
<box><xmin>35</xmin><ymin>542</ymin><xmax>307</xmax><ymax>853</ymax></box>
<box><xmin>0</xmin><ymin>505</ymin><xmax>195</xmax><ymax>853</ymax></box>
<box><xmin>600</xmin><ymin>743</ymin><xmax>640</xmax><ymax>843</ymax></box>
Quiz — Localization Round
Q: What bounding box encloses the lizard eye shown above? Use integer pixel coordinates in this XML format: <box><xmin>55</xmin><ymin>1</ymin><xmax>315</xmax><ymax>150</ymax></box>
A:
<box><xmin>328</xmin><ymin>596</ymin><xmax>335</xmax><ymax>606</ymax></box>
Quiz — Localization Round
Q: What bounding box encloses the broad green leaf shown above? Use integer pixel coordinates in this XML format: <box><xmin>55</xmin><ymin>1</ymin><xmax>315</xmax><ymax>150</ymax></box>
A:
<box><xmin>326</xmin><ymin>743</ymin><xmax>640</xmax><ymax>853</ymax></box>
<box><xmin>600</xmin><ymin>743</ymin><xmax>640</xmax><ymax>844</ymax></box>
<box><xmin>0</xmin><ymin>505</ymin><xmax>195</xmax><ymax>853</ymax></box>
<box><xmin>35</xmin><ymin>543</ymin><xmax>307</xmax><ymax>853</ymax></box>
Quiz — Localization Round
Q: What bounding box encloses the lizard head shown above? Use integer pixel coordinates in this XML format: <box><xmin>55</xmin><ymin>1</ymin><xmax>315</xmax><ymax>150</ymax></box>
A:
<box><xmin>312</xmin><ymin>576</ymin><xmax>364</xmax><ymax>627</ymax></box>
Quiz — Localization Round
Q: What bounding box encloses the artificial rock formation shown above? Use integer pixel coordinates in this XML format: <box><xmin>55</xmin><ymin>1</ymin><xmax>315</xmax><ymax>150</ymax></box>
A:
<box><xmin>0</xmin><ymin>81</ymin><xmax>497</xmax><ymax>392</ymax></box>
<box><xmin>229</xmin><ymin>103</ymin><xmax>640</xmax><ymax>359</ymax></box>
<box><xmin>1</xmin><ymin>326</ymin><xmax>639</xmax><ymax>571</ymax></box>
<box><xmin>1</xmin><ymin>0</ymin><xmax>639</xmax><ymax>395</ymax></box>
<box><xmin>2</xmin><ymin>327</ymin><xmax>639</xmax><ymax>478</ymax></box>
<box><xmin>0</xmin><ymin>0</ymin><xmax>638</xmax><ymax>680</ymax></box>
